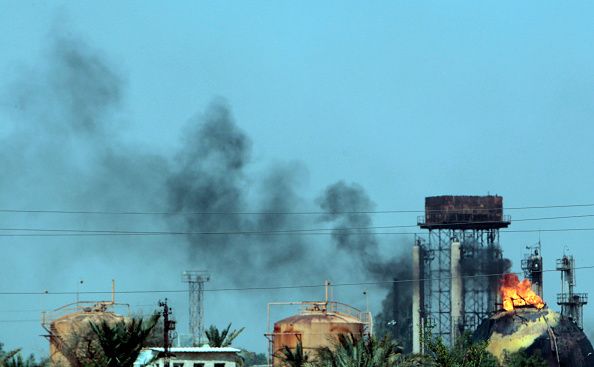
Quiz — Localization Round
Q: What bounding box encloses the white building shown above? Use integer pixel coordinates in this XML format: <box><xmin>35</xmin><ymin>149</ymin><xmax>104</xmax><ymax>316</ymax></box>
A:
<box><xmin>134</xmin><ymin>346</ymin><xmax>242</xmax><ymax>367</ymax></box>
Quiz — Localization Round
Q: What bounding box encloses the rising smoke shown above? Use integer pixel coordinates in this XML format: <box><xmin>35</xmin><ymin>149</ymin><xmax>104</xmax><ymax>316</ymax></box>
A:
<box><xmin>317</xmin><ymin>181</ymin><xmax>400</xmax><ymax>279</ymax></box>
<box><xmin>317</xmin><ymin>181</ymin><xmax>413</xmax><ymax>350</ymax></box>
<box><xmin>460</xmin><ymin>239</ymin><xmax>512</xmax><ymax>300</ymax></box>
<box><xmin>1</xmin><ymin>31</ymin><xmax>411</xmax><ymax>352</ymax></box>
<box><xmin>2</xmin><ymin>31</ymin><xmax>397</xmax><ymax>286</ymax></box>
<box><xmin>2</xmin><ymin>35</ymin><xmax>168</xmax><ymax>211</ymax></box>
<box><xmin>166</xmin><ymin>101</ymin><xmax>316</xmax><ymax>283</ymax></box>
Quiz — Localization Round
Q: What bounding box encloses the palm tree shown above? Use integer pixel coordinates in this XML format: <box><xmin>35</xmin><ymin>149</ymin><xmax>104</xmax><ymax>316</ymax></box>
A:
<box><xmin>0</xmin><ymin>344</ymin><xmax>20</xmax><ymax>363</ymax></box>
<box><xmin>1</xmin><ymin>354</ymin><xmax>41</xmax><ymax>367</ymax></box>
<box><xmin>316</xmin><ymin>333</ymin><xmax>402</xmax><ymax>367</ymax></box>
<box><xmin>0</xmin><ymin>344</ymin><xmax>46</xmax><ymax>367</ymax></box>
<box><xmin>88</xmin><ymin>313</ymin><xmax>160</xmax><ymax>367</ymax></box>
<box><xmin>276</xmin><ymin>340</ymin><xmax>310</xmax><ymax>367</ymax></box>
<box><xmin>0</xmin><ymin>345</ymin><xmax>24</xmax><ymax>367</ymax></box>
<box><xmin>204</xmin><ymin>323</ymin><xmax>244</xmax><ymax>347</ymax></box>
<box><xmin>425</xmin><ymin>333</ymin><xmax>498</xmax><ymax>367</ymax></box>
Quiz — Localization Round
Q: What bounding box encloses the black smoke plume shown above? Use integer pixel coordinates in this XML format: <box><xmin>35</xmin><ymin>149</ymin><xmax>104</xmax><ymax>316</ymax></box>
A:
<box><xmin>460</xmin><ymin>240</ymin><xmax>512</xmax><ymax>300</ymax></box>
<box><xmin>166</xmin><ymin>101</ymin><xmax>318</xmax><ymax>284</ymax></box>
<box><xmin>374</xmin><ymin>258</ymin><xmax>413</xmax><ymax>352</ymax></box>
<box><xmin>317</xmin><ymin>181</ymin><xmax>399</xmax><ymax>278</ymax></box>
<box><xmin>317</xmin><ymin>181</ymin><xmax>413</xmax><ymax>350</ymax></box>
<box><xmin>2</xmin><ymin>31</ymin><xmax>414</xmax><ymax>354</ymax></box>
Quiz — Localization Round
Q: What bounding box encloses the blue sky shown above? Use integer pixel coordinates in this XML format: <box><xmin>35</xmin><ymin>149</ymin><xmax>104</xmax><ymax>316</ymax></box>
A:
<box><xmin>2</xmin><ymin>0</ymin><xmax>594</xmax><ymax>357</ymax></box>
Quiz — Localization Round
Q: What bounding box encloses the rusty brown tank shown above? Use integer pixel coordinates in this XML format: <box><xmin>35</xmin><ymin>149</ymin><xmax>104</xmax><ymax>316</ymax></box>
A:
<box><xmin>44</xmin><ymin>302</ymin><xmax>125</xmax><ymax>367</ymax></box>
<box><xmin>271</xmin><ymin>302</ymin><xmax>370</xmax><ymax>366</ymax></box>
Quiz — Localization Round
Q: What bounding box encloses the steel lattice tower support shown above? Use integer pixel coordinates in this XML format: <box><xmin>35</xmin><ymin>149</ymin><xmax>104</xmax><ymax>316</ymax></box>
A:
<box><xmin>182</xmin><ymin>271</ymin><xmax>210</xmax><ymax>346</ymax></box>
<box><xmin>415</xmin><ymin>196</ymin><xmax>510</xmax><ymax>349</ymax></box>
<box><xmin>458</xmin><ymin>229</ymin><xmax>503</xmax><ymax>331</ymax></box>
<box><xmin>556</xmin><ymin>254</ymin><xmax>588</xmax><ymax>329</ymax></box>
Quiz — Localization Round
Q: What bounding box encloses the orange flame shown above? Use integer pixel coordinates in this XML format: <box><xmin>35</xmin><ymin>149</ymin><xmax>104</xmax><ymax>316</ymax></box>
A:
<box><xmin>500</xmin><ymin>273</ymin><xmax>545</xmax><ymax>311</ymax></box>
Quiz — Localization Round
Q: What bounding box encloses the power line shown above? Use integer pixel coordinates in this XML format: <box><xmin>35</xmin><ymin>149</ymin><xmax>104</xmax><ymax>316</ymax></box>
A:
<box><xmin>1</xmin><ymin>266</ymin><xmax>592</xmax><ymax>324</ymax></box>
<box><xmin>513</xmin><ymin>214</ymin><xmax>594</xmax><ymax>222</ymax></box>
<box><xmin>0</xmin><ymin>309</ymin><xmax>45</xmax><ymax>313</ymax></box>
<box><xmin>0</xmin><ymin>202</ymin><xmax>594</xmax><ymax>216</ymax></box>
<box><xmin>1</xmin><ymin>265</ymin><xmax>592</xmax><ymax>297</ymax></box>
<box><xmin>4</xmin><ymin>222</ymin><xmax>594</xmax><ymax>238</ymax></box>
<box><xmin>0</xmin><ymin>224</ymin><xmax>413</xmax><ymax>235</ymax></box>
<box><xmin>0</xmin><ymin>229</ymin><xmax>594</xmax><ymax>237</ymax></box>
<box><xmin>0</xmin><ymin>319</ymin><xmax>39</xmax><ymax>323</ymax></box>
<box><xmin>0</xmin><ymin>304</ymin><xmax>157</xmax><ymax>313</ymax></box>
<box><xmin>2</xmin><ymin>212</ymin><xmax>594</xmax><ymax>236</ymax></box>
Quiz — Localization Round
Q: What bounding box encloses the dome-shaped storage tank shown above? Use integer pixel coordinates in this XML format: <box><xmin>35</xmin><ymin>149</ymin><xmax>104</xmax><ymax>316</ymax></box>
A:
<box><xmin>269</xmin><ymin>301</ymin><xmax>371</xmax><ymax>366</ymax></box>
<box><xmin>473</xmin><ymin>307</ymin><xmax>594</xmax><ymax>367</ymax></box>
<box><xmin>43</xmin><ymin>302</ymin><xmax>126</xmax><ymax>367</ymax></box>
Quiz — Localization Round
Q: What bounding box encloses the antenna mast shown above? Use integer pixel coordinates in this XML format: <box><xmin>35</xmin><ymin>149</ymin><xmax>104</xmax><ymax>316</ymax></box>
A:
<box><xmin>182</xmin><ymin>271</ymin><xmax>210</xmax><ymax>346</ymax></box>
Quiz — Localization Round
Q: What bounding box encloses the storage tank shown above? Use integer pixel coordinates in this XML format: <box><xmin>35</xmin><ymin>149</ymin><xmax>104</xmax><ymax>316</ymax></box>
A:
<box><xmin>269</xmin><ymin>301</ymin><xmax>371</xmax><ymax>366</ymax></box>
<box><xmin>43</xmin><ymin>302</ymin><xmax>125</xmax><ymax>367</ymax></box>
<box><xmin>473</xmin><ymin>307</ymin><xmax>594</xmax><ymax>367</ymax></box>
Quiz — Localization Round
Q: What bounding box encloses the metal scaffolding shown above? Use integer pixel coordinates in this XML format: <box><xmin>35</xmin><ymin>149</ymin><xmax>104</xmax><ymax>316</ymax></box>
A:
<box><xmin>182</xmin><ymin>271</ymin><xmax>210</xmax><ymax>346</ymax></box>
<box><xmin>522</xmin><ymin>242</ymin><xmax>543</xmax><ymax>298</ymax></box>
<box><xmin>415</xmin><ymin>196</ymin><xmax>510</xmax><ymax>348</ymax></box>
<box><xmin>556</xmin><ymin>254</ymin><xmax>588</xmax><ymax>330</ymax></box>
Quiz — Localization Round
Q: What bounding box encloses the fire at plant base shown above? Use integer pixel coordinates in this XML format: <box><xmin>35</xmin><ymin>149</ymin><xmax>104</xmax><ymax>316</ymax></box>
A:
<box><xmin>472</xmin><ymin>275</ymin><xmax>594</xmax><ymax>367</ymax></box>
<box><xmin>500</xmin><ymin>274</ymin><xmax>545</xmax><ymax>312</ymax></box>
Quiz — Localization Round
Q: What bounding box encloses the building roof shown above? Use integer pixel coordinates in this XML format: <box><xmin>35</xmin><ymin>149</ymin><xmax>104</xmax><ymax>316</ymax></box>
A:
<box><xmin>147</xmin><ymin>346</ymin><xmax>241</xmax><ymax>353</ymax></box>
<box><xmin>134</xmin><ymin>346</ymin><xmax>242</xmax><ymax>366</ymax></box>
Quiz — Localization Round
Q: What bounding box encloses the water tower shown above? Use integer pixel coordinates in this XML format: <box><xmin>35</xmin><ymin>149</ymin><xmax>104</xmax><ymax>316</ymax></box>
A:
<box><xmin>412</xmin><ymin>195</ymin><xmax>510</xmax><ymax>351</ymax></box>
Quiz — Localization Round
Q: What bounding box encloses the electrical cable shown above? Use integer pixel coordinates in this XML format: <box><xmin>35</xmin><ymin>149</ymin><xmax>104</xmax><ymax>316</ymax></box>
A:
<box><xmin>0</xmin><ymin>202</ymin><xmax>593</xmax><ymax>216</ymax></box>
<box><xmin>4</xmin><ymin>226</ymin><xmax>594</xmax><ymax>237</ymax></box>
<box><xmin>0</xmin><ymin>265</ymin><xmax>592</xmax><ymax>296</ymax></box>
<box><xmin>0</xmin><ymin>319</ymin><xmax>39</xmax><ymax>323</ymax></box>
<box><xmin>1</xmin><ymin>213</ymin><xmax>594</xmax><ymax>237</ymax></box>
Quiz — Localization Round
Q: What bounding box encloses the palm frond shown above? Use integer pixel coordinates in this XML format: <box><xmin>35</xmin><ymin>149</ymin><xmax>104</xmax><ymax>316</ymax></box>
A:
<box><xmin>205</xmin><ymin>323</ymin><xmax>244</xmax><ymax>347</ymax></box>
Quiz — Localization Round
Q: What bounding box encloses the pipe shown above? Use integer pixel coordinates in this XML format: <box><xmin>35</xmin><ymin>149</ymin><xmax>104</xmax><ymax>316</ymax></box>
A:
<box><xmin>412</xmin><ymin>243</ymin><xmax>421</xmax><ymax>354</ymax></box>
<box><xmin>111</xmin><ymin>279</ymin><xmax>115</xmax><ymax>305</ymax></box>
<box><xmin>450</xmin><ymin>240</ymin><xmax>463</xmax><ymax>344</ymax></box>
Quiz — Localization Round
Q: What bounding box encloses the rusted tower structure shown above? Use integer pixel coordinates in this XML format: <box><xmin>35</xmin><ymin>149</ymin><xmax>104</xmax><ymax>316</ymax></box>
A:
<box><xmin>412</xmin><ymin>195</ymin><xmax>510</xmax><ymax>351</ymax></box>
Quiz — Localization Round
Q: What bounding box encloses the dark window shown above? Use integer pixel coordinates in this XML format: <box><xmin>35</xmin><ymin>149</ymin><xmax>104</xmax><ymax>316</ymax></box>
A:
<box><xmin>173</xmin><ymin>364</ymin><xmax>184</xmax><ymax>367</ymax></box>
<box><xmin>193</xmin><ymin>364</ymin><xmax>205</xmax><ymax>367</ymax></box>
<box><xmin>214</xmin><ymin>364</ymin><xmax>225</xmax><ymax>367</ymax></box>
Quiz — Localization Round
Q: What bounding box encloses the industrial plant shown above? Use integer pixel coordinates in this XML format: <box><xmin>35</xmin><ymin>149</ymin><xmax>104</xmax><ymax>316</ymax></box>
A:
<box><xmin>5</xmin><ymin>1</ymin><xmax>594</xmax><ymax>365</ymax></box>
<box><xmin>19</xmin><ymin>195</ymin><xmax>594</xmax><ymax>366</ymax></box>
<box><xmin>261</xmin><ymin>195</ymin><xmax>594</xmax><ymax>366</ymax></box>
<box><xmin>409</xmin><ymin>195</ymin><xmax>594</xmax><ymax>366</ymax></box>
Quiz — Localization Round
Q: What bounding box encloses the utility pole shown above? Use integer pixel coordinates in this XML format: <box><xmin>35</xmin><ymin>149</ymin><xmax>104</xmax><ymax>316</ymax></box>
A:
<box><xmin>159</xmin><ymin>298</ymin><xmax>176</xmax><ymax>357</ymax></box>
<box><xmin>182</xmin><ymin>271</ymin><xmax>210</xmax><ymax>346</ymax></box>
